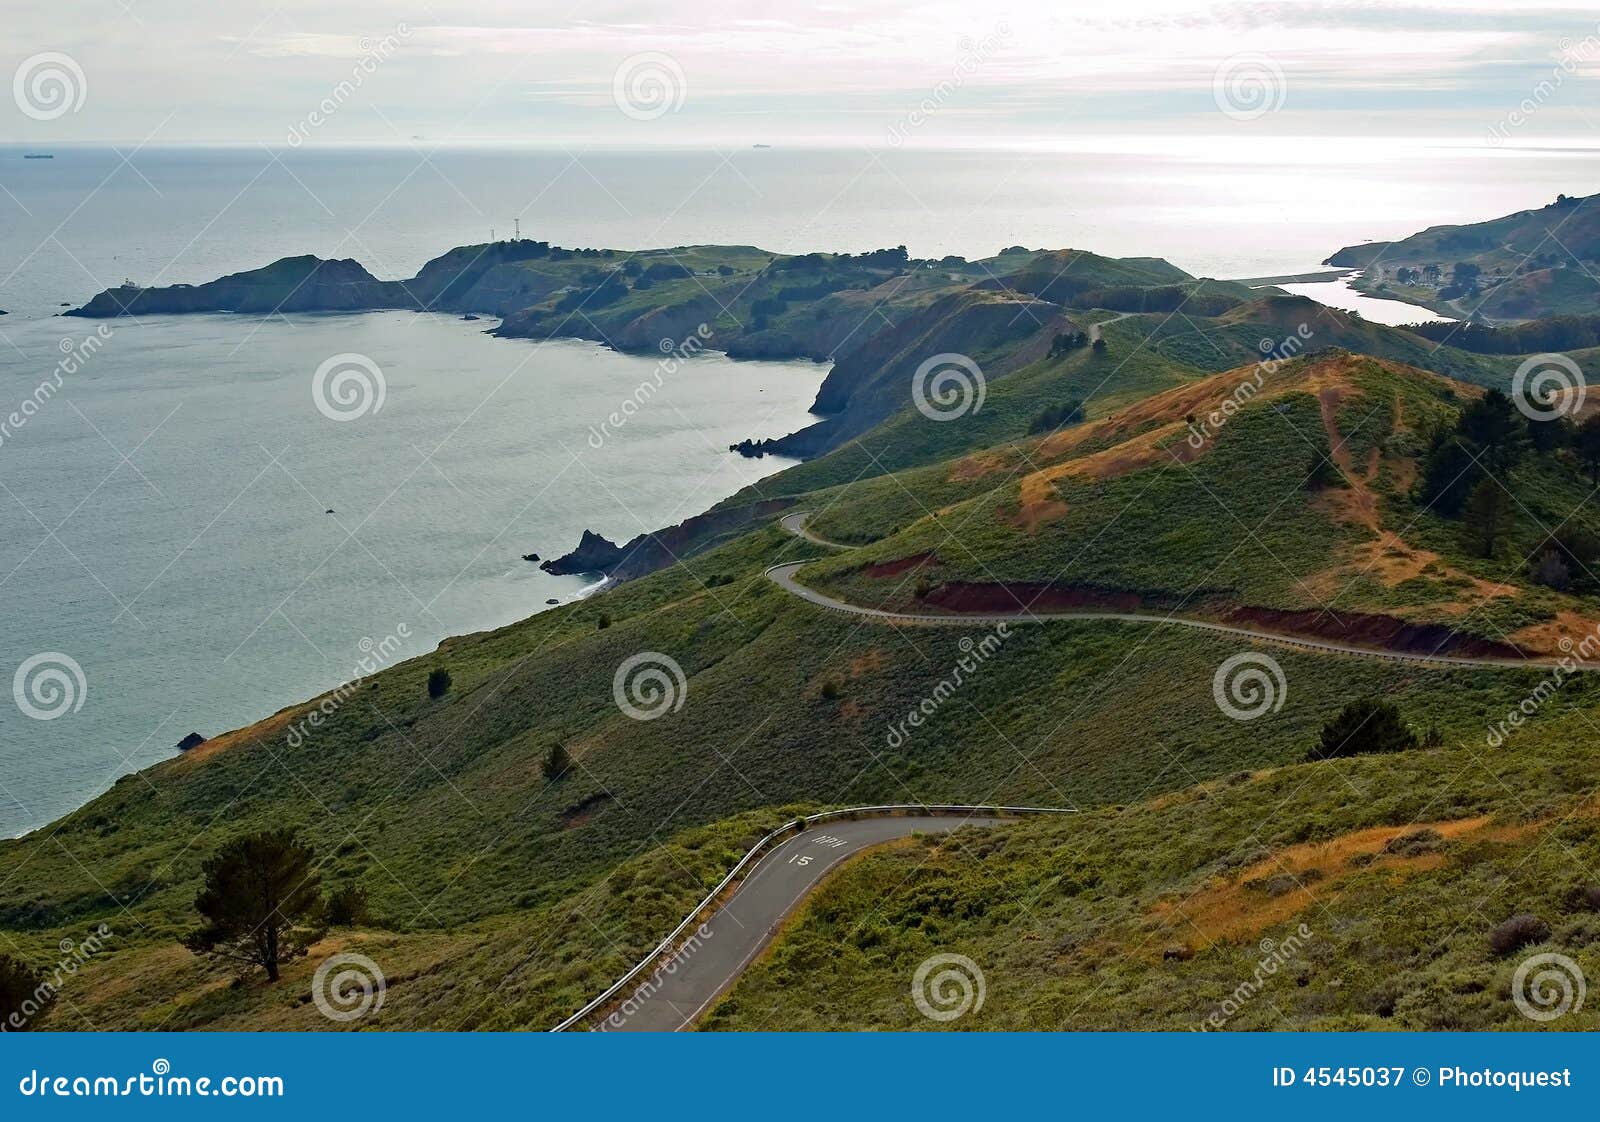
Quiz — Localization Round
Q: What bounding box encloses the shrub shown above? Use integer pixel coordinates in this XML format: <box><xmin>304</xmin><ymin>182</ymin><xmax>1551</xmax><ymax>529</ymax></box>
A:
<box><xmin>1306</xmin><ymin>699</ymin><xmax>1417</xmax><ymax>761</ymax></box>
<box><xmin>1488</xmin><ymin>913</ymin><xmax>1551</xmax><ymax>956</ymax></box>
<box><xmin>427</xmin><ymin>668</ymin><xmax>451</xmax><ymax>698</ymax></box>
<box><xmin>543</xmin><ymin>743</ymin><xmax>572</xmax><ymax>782</ymax></box>
<box><xmin>820</xmin><ymin>680</ymin><xmax>840</xmax><ymax>700</ymax></box>
<box><xmin>597</xmin><ymin>613</ymin><xmax>611</xmax><ymax>630</ymax></box>
<box><xmin>324</xmin><ymin>884</ymin><xmax>370</xmax><ymax>927</ymax></box>
<box><xmin>1382</xmin><ymin>828</ymin><xmax>1444</xmax><ymax>857</ymax></box>
<box><xmin>0</xmin><ymin>954</ymin><xmax>52</xmax><ymax>1030</ymax></box>
<box><xmin>1564</xmin><ymin>885</ymin><xmax>1600</xmax><ymax>913</ymax></box>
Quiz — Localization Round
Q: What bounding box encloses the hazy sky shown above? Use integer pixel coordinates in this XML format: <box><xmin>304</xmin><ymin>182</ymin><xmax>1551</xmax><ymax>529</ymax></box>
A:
<box><xmin>6</xmin><ymin>0</ymin><xmax>1600</xmax><ymax>148</ymax></box>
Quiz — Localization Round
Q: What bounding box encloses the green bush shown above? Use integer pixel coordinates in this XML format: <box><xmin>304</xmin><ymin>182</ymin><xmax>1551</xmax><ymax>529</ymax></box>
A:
<box><xmin>427</xmin><ymin>668</ymin><xmax>452</xmax><ymax>699</ymax></box>
<box><xmin>1307</xmin><ymin>699</ymin><xmax>1417</xmax><ymax>761</ymax></box>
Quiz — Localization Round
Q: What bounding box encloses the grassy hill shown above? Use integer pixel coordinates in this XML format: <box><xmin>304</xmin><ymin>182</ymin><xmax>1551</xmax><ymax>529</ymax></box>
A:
<box><xmin>20</xmin><ymin>237</ymin><xmax>1600</xmax><ymax>1033</ymax></box>
<box><xmin>1327</xmin><ymin>192</ymin><xmax>1600</xmax><ymax>321</ymax></box>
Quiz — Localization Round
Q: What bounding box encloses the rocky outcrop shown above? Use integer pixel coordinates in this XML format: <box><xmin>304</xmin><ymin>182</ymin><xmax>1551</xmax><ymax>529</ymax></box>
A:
<box><xmin>539</xmin><ymin>530</ymin><xmax>626</xmax><ymax>575</ymax></box>
<box><xmin>543</xmin><ymin>498</ymin><xmax>797</xmax><ymax>581</ymax></box>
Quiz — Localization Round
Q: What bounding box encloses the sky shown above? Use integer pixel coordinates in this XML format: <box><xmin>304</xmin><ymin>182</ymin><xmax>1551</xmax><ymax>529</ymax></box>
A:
<box><xmin>6</xmin><ymin>0</ymin><xmax>1600</xmax><ymax>149</ymax></box>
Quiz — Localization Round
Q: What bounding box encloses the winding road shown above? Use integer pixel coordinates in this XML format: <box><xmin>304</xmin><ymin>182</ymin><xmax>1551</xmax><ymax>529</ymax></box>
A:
<box><xmin>589</xmin><ymin>814</ymin><xmax>1002</xmax><ymax>1031</ymax></box>
<box><xmin>773</xmin><ymin>514</ymin><xmax>1571</xmax><ymax>671</ymax></box>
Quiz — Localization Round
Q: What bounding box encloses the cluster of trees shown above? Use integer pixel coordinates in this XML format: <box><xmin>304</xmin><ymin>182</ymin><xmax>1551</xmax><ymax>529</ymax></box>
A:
<box><xmin>1028</xmin><ymin>399</ymin><xmax>1085</xmax><ymax>434</ymax></box>
<box><xmin>1071</xmin><ymin>285</ymin><xmax>1240</xmax><ymax>316</ymax></box>
<box><xmin>1402</xmin><ymin>314</ymin><xmax>1600</xmax><ymax>355</ymax></box>
<box><xmin>1415</xmin><ymin>388</ymin><xmax>1600</xmax><ymax>564</ymax></box>
<box><xmin>1048</xmin><ymin>330</ymin><xmax>1089</xmax><ymax>356</ymax></box>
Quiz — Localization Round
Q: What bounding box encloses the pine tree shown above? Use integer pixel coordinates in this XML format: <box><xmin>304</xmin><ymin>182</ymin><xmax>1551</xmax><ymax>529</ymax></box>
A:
<box><xmin>183</xmin><ymin>830</ymin><xmax>324</xmax><ymax>982</ymax></box>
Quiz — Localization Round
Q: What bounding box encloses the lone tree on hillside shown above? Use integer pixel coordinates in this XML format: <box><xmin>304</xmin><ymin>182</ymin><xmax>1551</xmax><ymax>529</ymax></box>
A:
<box><xmin>1307</xmin><ymin>699</ymin><xmax>1418</xmax><ymax>761</ymax></box>
<box><xmin>0</xmin><ymin>954</ymin><xmax>52</xmax><ymax>1030</ymax></box>
<box><xmin>543</xmin><ymin>743</ymin><xmax>572</xmax><ymax>782</ymax></box>
<box><xmin>1461</xmin><ymin>477</ymin><xmax>1513</xmax><ymax>558</ymax></box>
<box><xmin>183</xmin><ymin>830</ymin><xmax>325</xmax><ymax>982</ymax></box>
<box><xmin>1573</xmin><ymin>415</ymin><xmax>1600</xmax><ymax>484</ymax></box>
<box><xmin>427</xmin><ymin>668</ymin><xmax>452</xmax><ymax>699</ymax></box>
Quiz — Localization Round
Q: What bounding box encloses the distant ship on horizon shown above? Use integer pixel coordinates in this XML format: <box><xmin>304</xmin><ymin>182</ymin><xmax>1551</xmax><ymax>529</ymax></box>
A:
<box><xmin>23</xmin><ymin>153</ymin><xmax>54</xmax><ymax>159</ymax></box>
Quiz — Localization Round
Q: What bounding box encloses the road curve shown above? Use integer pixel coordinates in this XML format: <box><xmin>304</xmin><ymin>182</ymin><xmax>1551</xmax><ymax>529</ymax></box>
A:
<box><xmin>771</xmin><ymin>515</ymin><xmax>1571</xmax><ymax>671</ymax></box>
<box><xmin>588</xmin><ymin>815</ymin><xmax>1001</xmax><ymax>1031</ymax></box>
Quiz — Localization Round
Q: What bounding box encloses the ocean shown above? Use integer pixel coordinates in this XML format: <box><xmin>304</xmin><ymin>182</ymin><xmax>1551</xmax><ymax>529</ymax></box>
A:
<box><xmin>1</xmin><ymin>142</ymin><xmax>1596</xmax><ymax>836</ymax></box>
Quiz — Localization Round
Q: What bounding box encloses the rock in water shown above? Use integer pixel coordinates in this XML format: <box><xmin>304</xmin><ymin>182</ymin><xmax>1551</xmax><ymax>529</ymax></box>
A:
<box><xmin>540</xmin><ymin>529</ymin><xmax>625</xmax><ymax>575</ymax></box>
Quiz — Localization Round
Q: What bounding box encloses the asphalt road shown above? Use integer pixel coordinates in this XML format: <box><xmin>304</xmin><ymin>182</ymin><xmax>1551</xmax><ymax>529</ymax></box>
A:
<box><xmin>590</xmin><ymin>814</ymin><xmax>1001</xmax><ymax>1031</ymax></box>
<box><xmin>769</xmin><ymin>514</ymin><xmax>1568</xmax><ymax>670</ymax></box>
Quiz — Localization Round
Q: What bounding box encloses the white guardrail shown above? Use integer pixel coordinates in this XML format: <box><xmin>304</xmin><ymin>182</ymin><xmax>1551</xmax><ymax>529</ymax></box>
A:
<box><xmin>549</xmin><ymin>803</ymin><xmax>1075</xmax><ymax>1031</ymax></box>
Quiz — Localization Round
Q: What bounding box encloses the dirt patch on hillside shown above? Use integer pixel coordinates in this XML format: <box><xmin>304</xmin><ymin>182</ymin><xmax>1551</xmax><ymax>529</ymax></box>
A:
<box><xmin>862</xmin><ymin>552</ymin><xmax>937</xmax><ymax>578</ymax></box>
<box><xmin>1151</xmin><ymin>816</ymin><xmax>1500</xmax><ymax>945</ymax></box>
<box><xmin>1224</xmin><ymin>604</ymin><xmax>1519</xmax><ymax>659</ymax></box>
<box><xmin>921</xmin><ymin>581</ymin><xmax>1152</xmax><ymax>615</ymax></box>
<box><xmin>166</xmin><ymin>707</ymin><xmax>296</xmax><ymax>768</ymax></box>
<box><xmin>1509</xmin><ymin>611</ymin><xmax>1600</xmax><ymax>657</ymax></box>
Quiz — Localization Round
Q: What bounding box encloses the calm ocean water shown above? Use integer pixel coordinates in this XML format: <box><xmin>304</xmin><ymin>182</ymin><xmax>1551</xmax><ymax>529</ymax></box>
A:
<box><xmin>1</xmin><ymin>143</ymin><xmax>1597</xmax><ymax>835</ymax></box>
